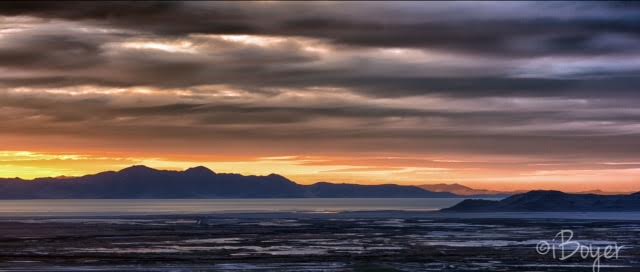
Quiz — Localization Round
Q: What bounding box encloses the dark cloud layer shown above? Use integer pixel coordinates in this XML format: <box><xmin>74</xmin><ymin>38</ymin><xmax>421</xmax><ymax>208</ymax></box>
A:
<box><xmin>2</xmin><ymin>2</ymin><xmax>640</xmax><ymax>56</ymax></box>
<box><xmin>0</xmin><ymin>1</ymin><xmax>639</xmax><ymax>179</ymax></box>
<box><xmin>0</xmin><ymin>2</ymin><xmax>639</xmax><ymax>97</ymax></box>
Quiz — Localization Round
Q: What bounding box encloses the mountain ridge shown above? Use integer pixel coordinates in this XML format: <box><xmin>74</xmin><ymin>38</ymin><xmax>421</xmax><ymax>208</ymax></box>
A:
<box><xmin>0</xmin><ymin>165</ymin><xmax>456</xmax><ymax>199</ymax></box>
<box><xmin>418</xmin><ymin>183</ymin><xmax>518</xmax><ymax>197</ymax></box>
<box><xmin>442</xmin><ymin>190</ymin><xmax>640</xmax><ymax>212</ymax></box>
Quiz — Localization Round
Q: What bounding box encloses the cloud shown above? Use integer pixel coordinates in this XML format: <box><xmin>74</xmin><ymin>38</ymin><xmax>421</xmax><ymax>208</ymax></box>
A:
<box><xmin>0</xmin><ymin>2</ymin><xmax>639</xmax><ymax>189</ymax></box>
<box><xmin>2</xmin><ymin>85</ymin><xmax>640</xmax><ymax>162</ymax></box>
<box><xmin>1</xmin><ymin>2</ymin><xmax>639</xmax><ymax>99</ymax></box>
<box><xmin>2</xmin><ymin>2</ymin><xmax>640</xmax><ymax>56</ymax></box>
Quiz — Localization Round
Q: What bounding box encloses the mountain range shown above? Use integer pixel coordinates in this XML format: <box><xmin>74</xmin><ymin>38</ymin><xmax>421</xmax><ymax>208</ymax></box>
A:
<box><xmin>419</xmin><ymin>183</ymin><xmax>627</xmax><ymax>197</ymax></box>
<box><xmin>442</xmin><ymin>190</ymin><xmax>640</xmax><ymax>212</ymax></box>
<box><xmin>0</xmin><ymin>165</ymin><xmax>456</xmax><ymax>199</ymax></box>
<box><xmin>418</xmin><ymin>183</ymin><xmax>517</xmax><ymax>197</ymax></box>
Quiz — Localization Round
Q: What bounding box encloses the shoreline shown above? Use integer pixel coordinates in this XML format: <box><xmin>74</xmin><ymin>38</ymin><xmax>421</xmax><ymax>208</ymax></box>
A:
<box><xmin>1</xmin><ymin>210</ymin><xmax>640</xmax><ymax>221</ymax></box>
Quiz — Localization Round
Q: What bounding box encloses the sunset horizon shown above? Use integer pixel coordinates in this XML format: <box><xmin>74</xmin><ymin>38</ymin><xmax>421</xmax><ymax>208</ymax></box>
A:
<box><xmin>1</xmin><ymin>2</ymin><xmax>640</xmax><ymax>271</ymax></box>
<box><xmin>1</xmin><ymin>150</ymin><xmax>638</xmax><ymax>194</ymax></box>
<box><xmin>1</xmin><ymin>1</ymin><xmax>639</xmax><ymax>193</ymax></box>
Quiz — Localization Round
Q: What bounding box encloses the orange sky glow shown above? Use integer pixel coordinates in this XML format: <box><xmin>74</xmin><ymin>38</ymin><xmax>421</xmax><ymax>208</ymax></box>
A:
<box><xmin>1</xmin><ymin>2</ymin><xmax>640</xmax><ymax>194</ymax></box>
<box><xmin>1</xmin><ymin>150</ymin><xmax>638</xmax><ymax>193</ymax></box>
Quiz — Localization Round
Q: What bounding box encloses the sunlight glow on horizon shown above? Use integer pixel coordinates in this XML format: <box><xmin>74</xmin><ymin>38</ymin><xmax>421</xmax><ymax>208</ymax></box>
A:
<box><xmin>1</xmin><ymin>150</ymin><xmax>638</xmax><ymax>193</ymax></box>
<box><xmin>1</xmin><ymin>2</ymin><xmax>640</xmax><ymax>195</ymax></box>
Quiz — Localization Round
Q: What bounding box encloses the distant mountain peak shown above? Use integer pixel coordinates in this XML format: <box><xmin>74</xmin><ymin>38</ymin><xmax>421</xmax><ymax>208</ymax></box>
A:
<box><xmin>419</xmin><ymin>183</ymin><xmax>511</xmax><ymax>196</ymax></box>
<box><xmin>425</xmin><ymin>183</ymin><xmax>471</xmax><ymax>190</ymax></box>
<box><xmin>263</xmin><ymin>173</ymin><xmax>297</xmax><ymax>185</ymax></box>
<box><xmin>118</xmin><ymin>165</ymin><xmax>157</xmax><ymax>174</ymax></box>
<box><xmin>519</xmin><ymin>190</ymin><xmax>567</xmax><ymax>196</ymax></box>
<box><xmin>185</xmin><ymin>166</ymin><xmax>215</xmax><ymax>175</ymax></box>
<box><xmin>266</xmin><ymin>173</ymin><xmax>286</xmax><ymax>179</ymax></box>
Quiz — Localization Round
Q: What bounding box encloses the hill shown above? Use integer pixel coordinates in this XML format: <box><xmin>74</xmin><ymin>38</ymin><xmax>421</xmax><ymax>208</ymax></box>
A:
<box><xmin>442</xmin><ymin>190</ymin><xmax>640</xmax><ymax>212</ymax></box>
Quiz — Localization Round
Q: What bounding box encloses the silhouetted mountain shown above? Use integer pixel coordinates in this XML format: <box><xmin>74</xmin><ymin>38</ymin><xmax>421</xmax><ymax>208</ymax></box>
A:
<box><xmin>0</xmin><ymin>166</ymin><xmax>455</xmax><ymax>199</ymax></box>
<box><xmin>442</xmin><ymin>190</ymin><xmax>640</xmax><ymax>212</ymax></box>
<box><xmin>575</xmin><ymin>189</ymin><xmax>630</xmax><ymax>195</ymax></box>
<box><xmin>308</xmin><ymin>182</ymin><xmax>452</xmax><ymax>198</ymax></box>
<box><xmin>418</xmin><ymin>183</ymin><xmax>515</xmax><ymax>197</ymax></box>
<box><xmin>421</xmin><ymin>183</ymin><xmax>628</xmax><ymax>197</ymax></box>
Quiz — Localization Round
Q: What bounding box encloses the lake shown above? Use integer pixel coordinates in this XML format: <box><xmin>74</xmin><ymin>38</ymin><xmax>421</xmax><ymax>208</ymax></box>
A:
<box><xmin>0</xmin><ymin>198</ymin><xmax>472</xmax><ymax>216</ymax></box>
<box><xmin>1</xmin><ymin>198</ymin><xmax>639</xmax><ymax>272</ymax></box>
<box><xmin>1</xmin><ymin>212</ymin><xmax>638</xmax><ymax>271</ymax></box>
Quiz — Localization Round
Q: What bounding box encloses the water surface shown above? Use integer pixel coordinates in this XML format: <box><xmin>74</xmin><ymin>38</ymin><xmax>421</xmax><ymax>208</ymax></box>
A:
<box><xmin>0</xmin><ymin>198</ymin><xmax>470</xmax><ymax>216</ymax></box>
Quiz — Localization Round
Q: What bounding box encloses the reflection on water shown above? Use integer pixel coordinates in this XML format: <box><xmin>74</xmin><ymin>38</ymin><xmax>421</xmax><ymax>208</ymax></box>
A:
<box><xmin>0</xmin><ymin>216</ymin><xmax>638</xmax><ymax>271</ymax></box>
<box><xmin>0</xmin><ymin>198</ymin><xmax>471</xmax><ymax>216</ymax></box>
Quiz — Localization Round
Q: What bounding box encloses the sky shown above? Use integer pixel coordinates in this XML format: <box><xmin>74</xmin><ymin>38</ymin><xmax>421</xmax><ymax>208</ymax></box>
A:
<box><xmin>1</xmin><ymin>1</ymin><xmax>639</xmax><ymax>192</ymax></box>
